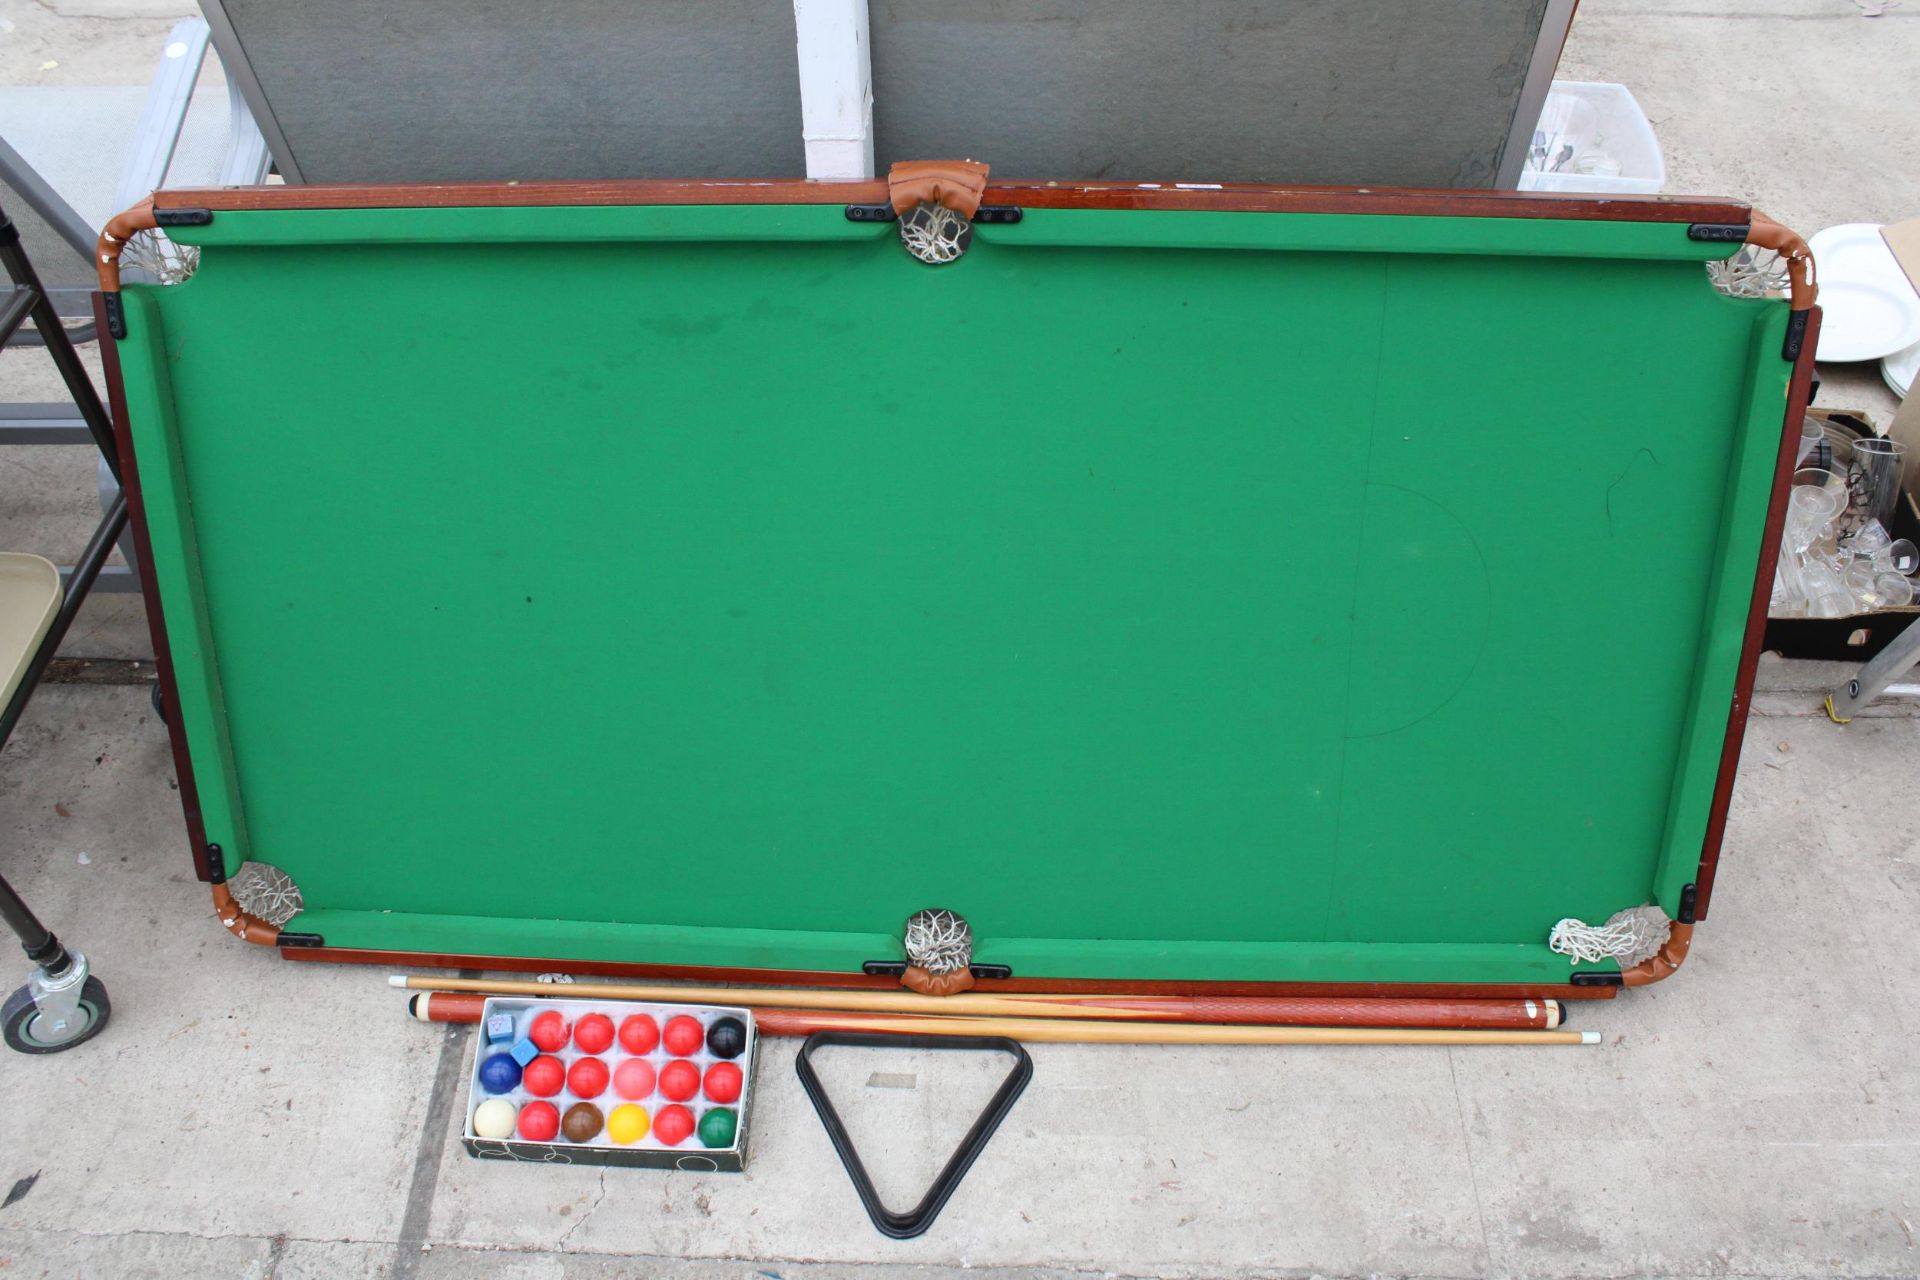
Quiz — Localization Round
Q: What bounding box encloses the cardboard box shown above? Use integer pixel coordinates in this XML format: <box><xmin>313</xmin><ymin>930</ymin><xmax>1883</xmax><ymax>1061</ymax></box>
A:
<box><xmin>1762</xmin><ymin>407</ymin><xmax>1920</xmax><ymax>661</ymax></box>
<box><xmin>1760</xmin><ymin>223</ymin><xmax>1920</xmax><ymax>659</ymax></box>
<box><xmin>461</xmin><ymin>997</ymin><xmax>757</xmax><ymax>1172</ymax></box>
<box><xmin>1890</xmin><ymin>219</ymin><xmax>1920</xmax><ymax>436</ymax></box>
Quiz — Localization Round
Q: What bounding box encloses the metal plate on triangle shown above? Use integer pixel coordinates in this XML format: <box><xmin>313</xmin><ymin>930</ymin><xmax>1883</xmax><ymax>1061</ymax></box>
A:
<box><xmin>794</xmin><ymin>1031</ymin><xmax>1032</xmax><ymax>1240</ymax></box>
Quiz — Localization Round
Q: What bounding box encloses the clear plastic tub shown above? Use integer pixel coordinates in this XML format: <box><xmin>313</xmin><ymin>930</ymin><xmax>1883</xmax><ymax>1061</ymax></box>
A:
<box><xmin>1517</xmin><ymin>80</ymin><xmax>1665</xmax><ymax>195</ymax></box>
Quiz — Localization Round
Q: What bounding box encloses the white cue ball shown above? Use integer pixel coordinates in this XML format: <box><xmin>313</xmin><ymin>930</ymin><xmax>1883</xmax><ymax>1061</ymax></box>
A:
<box><xmin>473</xmin><ymin>1098</ymin><xmax>518</xmax><ymax>1139</ymax></box>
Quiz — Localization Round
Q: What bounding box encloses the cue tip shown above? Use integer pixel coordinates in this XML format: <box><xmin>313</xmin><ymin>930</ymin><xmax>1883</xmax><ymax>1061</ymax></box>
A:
<box><xmin>388</xmin><ymin>974</ymin><xmax>408</xmax><ymax>987</ymax></box>
<box><xmin>1580</xmin><ymin>1030</ymin><xmax>1600</xmax><ymax>1045</ymax></box>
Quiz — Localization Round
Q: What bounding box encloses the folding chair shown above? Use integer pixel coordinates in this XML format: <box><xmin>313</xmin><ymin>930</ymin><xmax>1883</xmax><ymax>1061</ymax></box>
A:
<box><xmin>0</xmin><ymin>200</ymin><xmax>124</xmax><ymax>1053</ymax></box>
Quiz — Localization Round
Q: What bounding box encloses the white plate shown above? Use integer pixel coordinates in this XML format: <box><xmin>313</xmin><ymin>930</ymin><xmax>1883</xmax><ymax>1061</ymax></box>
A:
<box><xmin>1807</xmin><ymin>223</ymin><xmax>1920</xmax><ymax>362</ymax></box>
<box><xmin>1884</xmin><ymin>338</ymin><xmax>1919</xmax><ymax>400</ymax></box>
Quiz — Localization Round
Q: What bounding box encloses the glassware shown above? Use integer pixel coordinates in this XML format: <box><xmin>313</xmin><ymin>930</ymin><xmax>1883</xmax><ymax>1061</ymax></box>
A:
<box><xmin>1573</xmin><ymin>148</ymin><xmax>1621</xmax><ymax>178</ymax></box>
<box><xmin>1791</xmin><ymin>467</ymin><xmax>1848</xmax><ymax>519</ymax></box>
<box><xmin>1844</xmin><ymin>562</ymin><xmax>1879</xmax><ymax>605</ymax></box>
<box><xmin>1794</xmin><ymin>417</ymin><xmax>1826</xmax><ymax>467</ymax></box>
<box><xmin>1526</xmin><ymin>95</ymin><xmax>1600</xmax><ymax>175</ymax></box>
<box><xmin>1846</xmin><ymin>436</ymin><xmax>1907</xmax><ymax>528</ymax></box>
<box><xmin>1800</xmin><ymin>563</ymin><xmax>1854</xmax><ymax>618</ymax></box>
<box><xmin>1849</xmin><ymin>519</ymin><xmax>1893</xmax><ymax>558</ymax></box>
<box><xmin>1786</xmin><ymin>471</ymin><xmax>1845</xmax><ymax>555</ymax></box>
<box><xmin>1874</xmin><ymin>538</ymin><xmax>1918</xmax><ymax>575</ymax></box>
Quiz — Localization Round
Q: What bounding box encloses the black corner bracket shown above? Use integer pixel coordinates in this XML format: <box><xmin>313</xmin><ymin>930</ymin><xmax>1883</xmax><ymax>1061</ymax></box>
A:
<box><xmin>1783</xmin><ymin>309</ymin><xmax>1810</xmax><ymax>363</ymax></box>
<box><xmin>845</xmin><ymin>204</ymin><xmax>1023</xmax><ymax>226</ymax></box>
<box><xmin>861</xmin><ymin>960</ymin><xmax>1013</xmax><ymax>981</ymax></box>
<box><xmin>1686</xmin><ymin>222</ymin><xmax>1750</xmax><ymax>243</ymax></box>
<box><xmin>152</xmin><ymin>207</ymin><xmax>214</xmax><ymax>228</ymax></box>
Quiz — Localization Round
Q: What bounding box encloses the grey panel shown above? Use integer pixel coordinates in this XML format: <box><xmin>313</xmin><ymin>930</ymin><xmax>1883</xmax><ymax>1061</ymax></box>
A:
<box><xmin>870</xmin><ymin>0</ymin><xmax>1553</xmax><ymax>189</ymax></box>
<box><xmin>212</xmin><ymin>0</ymin><xmax>805</xmax><ymax>183</ymax></box>
<box><xmin>0</xmin><ymin>187</ymin><xmax>87</xmax><ymax>298</ymax></box>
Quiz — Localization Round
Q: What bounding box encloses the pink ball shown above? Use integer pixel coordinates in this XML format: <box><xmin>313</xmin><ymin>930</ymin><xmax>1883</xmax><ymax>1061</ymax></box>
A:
<box><xmin>613</xmin><ymin>1058</ymin><xmax>656</xmax><ymax>1101</ymax></box>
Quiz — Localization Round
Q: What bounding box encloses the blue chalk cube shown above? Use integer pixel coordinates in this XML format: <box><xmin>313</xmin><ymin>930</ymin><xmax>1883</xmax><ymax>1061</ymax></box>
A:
<box><xmin>485</xmin><ymin>1013</ymin><xmax>515</xmax><ymax>1044</ymax></box>
<box><xmin>509</xmin><ymin>1036</ymin><xmax>539</xmax><ymax>1066</ymax></box>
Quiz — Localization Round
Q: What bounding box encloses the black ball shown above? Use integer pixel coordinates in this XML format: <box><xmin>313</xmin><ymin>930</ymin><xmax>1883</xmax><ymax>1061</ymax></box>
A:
<box><xmin>706</xmin><ymin>1015</ymin><xmax>747</xmax><ymax>1060</ymax></box>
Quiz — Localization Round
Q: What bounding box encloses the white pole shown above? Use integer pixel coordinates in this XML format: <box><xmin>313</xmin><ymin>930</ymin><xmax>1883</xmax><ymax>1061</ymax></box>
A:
<box><xmin>792</xmin><ymin>0</ymin><xmax>875</xmax><ymax>181</ymax></box>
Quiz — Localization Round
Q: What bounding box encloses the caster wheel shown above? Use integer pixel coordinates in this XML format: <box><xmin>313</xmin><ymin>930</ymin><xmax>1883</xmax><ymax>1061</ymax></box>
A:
<box><xmin>150</xmin><ymin>681</ymin><xmax>166</xmax><ymax>724</ymax></box>
<box><xmin>2</xmin><ymin>976</ymin><xmax>111</xmax><ymax>1054</ymax></box>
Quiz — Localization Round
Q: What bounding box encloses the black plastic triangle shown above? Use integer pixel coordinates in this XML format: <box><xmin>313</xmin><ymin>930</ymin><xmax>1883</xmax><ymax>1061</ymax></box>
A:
<box><xmin>794</xmin><ymin>1031</ymin><xmax>1032</xmax><ymax>1240</ymax></box>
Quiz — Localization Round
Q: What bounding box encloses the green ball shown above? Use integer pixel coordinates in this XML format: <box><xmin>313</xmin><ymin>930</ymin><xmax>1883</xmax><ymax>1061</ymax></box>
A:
<box><xmin>697</xmin><ymin>1107</ymin><xmax>737</xmax><ymax>1149</ymax></box>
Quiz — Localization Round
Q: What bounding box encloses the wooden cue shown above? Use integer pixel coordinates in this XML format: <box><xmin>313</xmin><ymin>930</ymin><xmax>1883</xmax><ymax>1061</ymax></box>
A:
<box><xmin>751</xmin><ymin>1009</ymin><xmax>1598</xmax><ymax>1046</ymax></box>
<box><xmin>390</xmin><ymin>974</ymin><xmax>1562</xmax><ymax>1029</ymax></box>
<box><xmin>406</xmin><ymin>991</ymin><xmax>1595</xmax><ymax>1046</ymax></box>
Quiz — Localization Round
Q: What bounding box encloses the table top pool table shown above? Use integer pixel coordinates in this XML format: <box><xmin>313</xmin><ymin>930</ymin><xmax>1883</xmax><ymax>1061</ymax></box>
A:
<box><xmin>96</xmin><ymin>165</ymin><xmax>1817</xmax><ymax>999</ymax></box>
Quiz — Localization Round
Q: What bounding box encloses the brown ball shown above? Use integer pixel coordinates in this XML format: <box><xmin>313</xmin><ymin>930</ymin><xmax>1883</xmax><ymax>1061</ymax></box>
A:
<box><xmin>561</xmin><ymin>1102</ymin><xmax>604</xmax><ymax>1143</ymax></box>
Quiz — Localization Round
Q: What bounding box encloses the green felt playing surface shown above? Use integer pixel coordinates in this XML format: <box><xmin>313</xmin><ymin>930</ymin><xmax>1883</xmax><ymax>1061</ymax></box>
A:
<box><xmin>115</xmin><ymin>201</ymin><xmax>1790</xmax><ymax>983</ymax></box>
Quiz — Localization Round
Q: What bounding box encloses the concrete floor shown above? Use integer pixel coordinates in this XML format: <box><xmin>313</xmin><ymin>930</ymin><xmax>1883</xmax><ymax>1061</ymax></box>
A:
<box><xmin>3</xmin><ymin>1</ymin><xmax>1919</xmax><ymax>1277</ymax></box>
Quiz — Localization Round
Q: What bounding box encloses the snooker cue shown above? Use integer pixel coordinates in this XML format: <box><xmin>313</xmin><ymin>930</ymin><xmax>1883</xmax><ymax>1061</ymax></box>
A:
<box><xmin>405</xmin><ymin>991</ymin><xmax>1596</xmax><ymax>1046</ymax></box>
<box><xmin>392</xmin><ymin>974</ymin><xmax>1562</xmax><ymax>1029</ymax></box>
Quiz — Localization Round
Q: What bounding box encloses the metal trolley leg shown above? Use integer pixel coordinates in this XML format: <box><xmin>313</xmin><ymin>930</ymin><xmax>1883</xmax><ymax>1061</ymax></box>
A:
<box><xmin>0</xmin><ymin>200</ymin><xmax>123</xmax><ymax>1052</ymax></box>
<box><xmin>0</xmin><ymin>481</ymin><xmax>126</xmax><ymax>1057</ymax></box>
<box><xmin>1826</xmin><ymin>617</ymin><xmax>1920</xmax><ymax>723</ymax></box>
<box><xmin>0</xmin><ymin>874</ymin><xmax>111</xmax><ymax>1054</ymax></box>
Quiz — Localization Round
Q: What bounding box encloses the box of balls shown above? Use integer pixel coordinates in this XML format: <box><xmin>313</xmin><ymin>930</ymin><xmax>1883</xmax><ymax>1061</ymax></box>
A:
<box><xmin>462</xmin><ymin>997</ymin><xmax>755</xmax><ymax>1171</ymax></box>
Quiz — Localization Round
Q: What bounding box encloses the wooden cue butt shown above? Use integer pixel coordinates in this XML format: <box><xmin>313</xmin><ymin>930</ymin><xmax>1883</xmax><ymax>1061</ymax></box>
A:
<box><xmin>410</xmin><ymin>991</ymin><xmax>487</xmax><ymax>1023</ymax></box>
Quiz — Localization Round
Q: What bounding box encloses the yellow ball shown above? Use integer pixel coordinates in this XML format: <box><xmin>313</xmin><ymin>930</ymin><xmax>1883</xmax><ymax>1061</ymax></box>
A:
<box><xmin>608</xmin><ymin>1103</ymin><xmax>650</xmax><ymax>1146</ymax></box>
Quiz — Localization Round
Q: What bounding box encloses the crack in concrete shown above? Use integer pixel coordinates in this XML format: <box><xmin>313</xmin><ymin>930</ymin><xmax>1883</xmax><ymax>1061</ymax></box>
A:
<box><xmin>556</xmin><ymin>1167</ymin><xmax>609</xmax><ymax>1250</ymax></box>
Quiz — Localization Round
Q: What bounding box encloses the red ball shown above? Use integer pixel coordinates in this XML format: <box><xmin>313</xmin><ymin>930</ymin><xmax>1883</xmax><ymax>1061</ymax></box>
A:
<box><xmin>574</xmin><ymin>1013</ymin><xmax>615</xmax><ymax>1054</ymax></box>
<box><xmin>662</xmin><ymin>1014</ymin><xmax>704</xmax><ymax>1057</ymax></box>
<box><xmin>517</xmin><ymin>1100</ymin><xmax>560</xmax><ymax>1141</ymax></box>
<box><xmin>613</xmin><ymin>1058</ymin><xmax>656</xmax><ymax>1101</ymax></box>
<box><xmin>653</xmin><ymin>1103</ymin><xmax>695</xmax><ymax>1146</ymax></box>
<box><xmin>568</xmin><ymin>1056</ymin><xmax>610</xmax><ymax>1099</ymax></box>
<box><xmin>522</xmin><ymin>1055</ymin><xmax>566</xmax><ymax>1098</ymax></box>
<box><xmin>658</xmin><ymin>1058</ymin><xmax>700</xmax><ymax>1102</ymax></box>
<box><xmin>703</xmin><ymin>1061</ymin><xmax>743</xmax><ymax>1104</ymax></box>
<box><xmin>618</xmin><ymin>1013</ymin><xmax>660</xmax><ymax>1055</ymax></box>
<box><xmin>528</xmin><ymin>1010</ymin><xmax>570</xmax><ymax>1053</ymax></box>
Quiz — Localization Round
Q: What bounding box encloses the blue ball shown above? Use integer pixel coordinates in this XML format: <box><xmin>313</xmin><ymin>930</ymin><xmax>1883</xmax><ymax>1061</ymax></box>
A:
<box><xmin>478</xmin><ymin>1051</ymin><xmax>523</xmax><ymax>1094</ymax></box>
